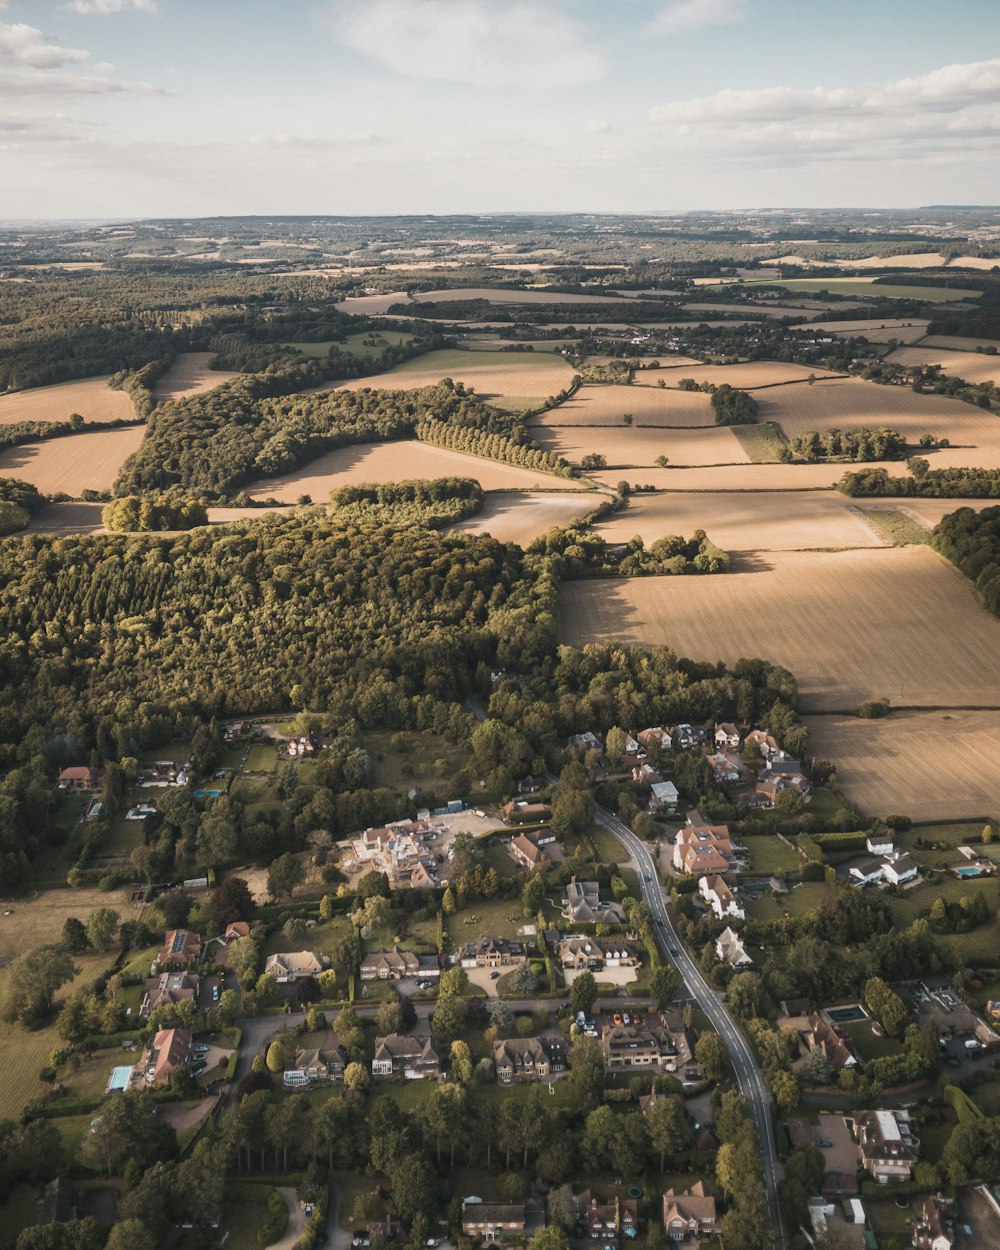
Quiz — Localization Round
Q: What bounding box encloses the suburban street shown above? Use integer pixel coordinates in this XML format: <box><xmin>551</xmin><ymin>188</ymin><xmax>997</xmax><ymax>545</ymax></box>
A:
<box><xmin>590</xmin><ymin>802</ymin><xmax>787</xmax><ymax>1250</ymax></box>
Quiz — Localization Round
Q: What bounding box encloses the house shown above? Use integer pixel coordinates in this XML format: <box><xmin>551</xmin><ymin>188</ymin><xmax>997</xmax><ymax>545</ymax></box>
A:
<box><xmin>850</xmin><ymin>856</ymin><xmax>888</xmax><ymax>887</ymax></box>
<box><xmin>503</xmin><ymin>800</ymin><xmax>552</xmax><ymax>826</ymax></box>
<box><xmin>158</xmin><ymin>929</ymin><xmax>203</xmax><ymax>970</ymax></box>
<box><xmin>57</xmin><ymin>766</ymin><xmax>103</xmax><ymax>792</ymax></box>
<box><xmin>286</xmin><ymin>733</ymin><xmax>318</xmax><ymax>759</ymax></box>
<box><xmin>579</xmin><ymin>1193</ymin><xmax>638</xmax><ymax>1240</ymax></box>
<box><xmin>511</xmin><ymin>831</ymin><xmax>549</xmax><ymax>871</ymax></box>
<box><xmin>359</xmin><ymin>947</ymin><xmax>422</xmax><ymax>981</ymax></box>
<box><xmin>800</xmin><ymin>1018</ymin><xmax>859</xmax><ymax>1074</ymax></box>
<box><xmin>854</xmin><ymin>1109</ymin><xmax>919</xmax><ymax>1183</ymax></box>
<box><xmin>459</xmin><ymin>937</ymin><xmax>526</xmax><ymax>969</ymax></box>
<box><xmin>715</xmin><ymin>723</ymin><xmax>741</xmax><ymax>750</ymax></box>
<box><xmin>754</xmin><ymin>774</ymin><xmax>811</xmax><ymax>808</ymax></box>
<box><xmin>867</xmin><ymin>830</ymin><xmax>895</xmax><ymax>855</ymax></box>
<box><xmin>648</xmin><ymin>780</ymin><xmax>680</xmax><ymax>814</ymax></box>
<box><xmin>371</xmin><ymin>1034</ymin><xmax>441</xmax><ymax>1079</ymax></box>
<box><xmin>461</xmin><ymin>1201</ymin><xmax>526</xmax><ymax>1242</ymax></box>
<box><xmin>263</xmin><ymin>951</ymin><xmax>326</xmax><ymax>982</ymax></box>
<box><xmin>698</xmin><ymin>874</ymin><xmax>744</xmax><ymax>920</ymax></box>
<box><xmin>672</xmin><ymin>724</ymin><xmax>707</xmax><ymax>750</ymax></box>
<box><xmin>562</xmin><ymin>878</ymin><xmax>627</xmax><ymax>926</ymax></box>
<box><xmin>601</xmin><ymin>1014</ymin><xmax>679</xmax><ymax>1070</ymax></box>
<box><xmin>494</xmin><ymin>1037</ymin><xmax>551</xmax><ymax>1082</ymax></box>
<box><xmin>662</xmin><ymin>1182</ymin><xmax>721</xmax><ymax>1240</ymax></box>
<box><xmin>745</xmin><ymin>729</ymin><xmax>781</xmax><ymax>758</ymax></box>
<box><xmin>224</xmin><ymin>921</ymin><xmax>250</xmax><ymax>942</ymax></box>
<box><xmin>408</xmin><ymin>862</ymin><xmax>438</xmax><ymax>890</ymax></box>
<box><xmin>37</xmin><ymin>1177</ymin><xmax>75</xmax><ymax>1226</ymax></box>
<box><xmin>141</xmin><ymin>971</ymin><xmax>200</xmax><ymax>1019</ymax></box>
<box><xmin>673</xmin><ymin>819</ymin><xmax>732</xmax><ymax>875</ymax></box>
<box><xmin>632</xmin><ymin>763</ymin><xmax>663</xmax><ymax>786</ymax></box>
<box><xmin>912</xmin><ymin>1195</ymin><xmax>954</xmax><ymax>1250</ymax></box>
<box><xmin>283</xmin><ymin>1045</ymin><xmax>346</xmax><ymax>1088</ymax></box>
<box><xmin>569</xmin><ymin>731</ymin><xmax>603</xmax><ymax>756</ymax></box>
<box><xmin>707</xmin><ymin>753</ymin><xmax>753</xmax><ymax>787</ymax></box>
<box><xmin>557</xmin><ymin>935</ymin><xmax>638</xmax><ymax>971</ymax></box>
<box><xmin>883</xmin><ymin>852</ymin><xmax>919</xmax><ymax>885</ymax></box>
<box><xmin>637</xmin><ymin>727</ymin><xmax>671</xmax><ymax>751</ymax></box>
<box><xmin>147</xmin><ymin>1027</ymin><xmax>192</xmax><ymax>1086</ymax></box>
<box><xmin>716</xmin><ymin>926</ymin><xmax>753</xmax><ymax>967</ymax></box>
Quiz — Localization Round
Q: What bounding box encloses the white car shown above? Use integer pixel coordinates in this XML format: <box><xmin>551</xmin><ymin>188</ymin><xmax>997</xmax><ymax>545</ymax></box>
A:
<box><xmin>964</xmin><ymin>1039</ymin><xmax>982</xmax><ymax>1050</ymax></box>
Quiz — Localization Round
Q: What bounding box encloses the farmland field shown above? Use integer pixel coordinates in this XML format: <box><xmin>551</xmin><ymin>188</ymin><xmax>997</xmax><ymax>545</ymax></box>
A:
<box><xmin>338</xmin><ymin>287</ymin><xmax>642</xmax><ymax>315</ymax></box>
<box><xmin>532</xmin><ymin>424</ymin><xmax>749</xmax><ymax>467</ymax></box>
<box><xmin>329</xmin><ymin>348</ymin><xmax>574</xmax><ymax>399</ymax></box>
<box><xmin>152</xmin><ymin>352</ymin><xmax>239</xmax><ymax>402</ymax></box>
<box><xmin>286</xmin><ymin>330</ymin><xmax>415</xmax><ymax>359</ymax></box>
<box><xmin>803</xmin><ymin>710</ymin><xmax>1000</xmax><ymax>822</ymax></box>
<box><xmin>532</xmin><ymin>384</ymin><xmax>714</xmax><ymax>427</ymax></box>
<box><xmin>648</xmin><ymin>362</ymin><xmax>845</xmax><ymax>389</ymax></box>
<box><xmin>742</xmin><ymin>278</ymin><xmax>981</xmax><ymax>301</ymax></box>
<box><xmin>758</xmin><ymin>377</ymin><xmax>1000</xmax><ymax>464</ymax></box>
<box><xmin>681</xmin><ymin>302</ymin><xmax>865</xmax><ymax>318</ymax></box>
<box><xmin>591</xmin><ymin>462</ymin><xmax>902</xmax><ymax>491</ymax></box>
<box><xmin>449</xmin><ymin>491</ymin><xmax>596</xmax><ymax>545</ymax></box>
<box><xmin>245</xmin><ymin>439</ymin><xmax>585</xmax><ymax>502</ymax></box>
<box><xmin>560</xmin><ymin>545</ymin><xmax>1000</xmax><ymax>711</ymax></box>
<box><xmin>884</xmin><ymin>498</ymin><xmax>998</xmax><ymax>530</ymax></box>
<box><xmin>885</xmin><ymin>346</ymin><xmax>1000</xmax><ymax>387</ymax></box>
<box><xmin>800</xmin><ymin>318</ymin><xmax>930</xmax><ymax>344</ymax></box>
<box><xmin>23</xmin><ymin>501</ymin><xmax>293</xmax><ymax>535</ymax></box>
<box><xmin>0</xmin><ymin>426</ymin><xmax>147</xmax><ymax>495</ymax></box>
<box><xmin>0</xmin><ymin>376</ymin><xmax>135</xmax><ymax>426</ymax></box>
<box><xmin>921</xmin><ymin>335</ymin><xmax>1000</xmax><ymax>352</ymax></box>
<box><xmin>592</xmin><ymin>489</ymin><xmax>887</xmax><ymax>551</ymax></box>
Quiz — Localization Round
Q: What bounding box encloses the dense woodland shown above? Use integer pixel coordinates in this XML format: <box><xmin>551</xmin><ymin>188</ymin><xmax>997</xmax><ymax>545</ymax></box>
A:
<box><xmin>932</xmin><ymin>505</ymin><xmax>1000</xmax><ymax>615</ymax></box>
<box><xmin>838</xmin><ymin>464</ymin><xmax>1000</xmax><ymax>497</ymax></box>
<box><xmin>329</xmin><ymin>478</ymin><xmax>485</xmax><ymax>528</ymax></box>
<box><xmin>784</xmin><ymin>427</ymin><xmax>909</xmax><ymax>462</ymax></box>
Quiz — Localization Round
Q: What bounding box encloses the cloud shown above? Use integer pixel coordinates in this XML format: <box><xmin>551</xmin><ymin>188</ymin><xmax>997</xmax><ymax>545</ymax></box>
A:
<box><xmin>249</xmin><ymin>131</ymin><xmax>378</xmax><ymax>147</ymax></box>
<box><xmin>330</xmin><ymin>0</ymin><xmax>605</xmax><ymax>90</ymax></box>
<box><xmin>62</xmin><ymin>0</ymin><xmax>157</xmax><ymax>13</ymax></box>
<box><xmin>649</xmin><ymin>57</ymin><xmax>1000</xmax><ymax>124</ymax></box>
<box><xmin>0</xmin><ymin>23</ymin><xmax>88</xmax><ymax>68</ymax></box>
<box><xmin>581</xmin><ymin>118</ymin><xmax>610</xmax><ymax>134</ymax></box>
<box><xmin>649</xmin><ymin>0</ymin><xmax>747</xmax><ymax>36</ymax></box>
<box><xmin>0</xmin><ymin>110</ymin><xmax>89</xmax><ymax>146</ymax></box>
<box><xmin>0</xmin><ymin>69</ymin><xmax>163</xmax><ymax>96</ymax></box>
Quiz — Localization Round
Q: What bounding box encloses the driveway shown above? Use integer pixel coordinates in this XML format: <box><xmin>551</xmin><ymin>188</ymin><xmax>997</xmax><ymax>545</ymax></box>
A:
<box><xmin>564</xmin><ymin>965</ymin><xmax>637</xmax><ymax>990</ymax></box>
<box><xmin>464</xmin><ymin>965</ymin><xmax>502</xmax><ymax>998</ymax></box>
<box><xmin>269</xmin><ymin>1187</ymin><xmax>306</xmax><ymax>1250</ymax></box>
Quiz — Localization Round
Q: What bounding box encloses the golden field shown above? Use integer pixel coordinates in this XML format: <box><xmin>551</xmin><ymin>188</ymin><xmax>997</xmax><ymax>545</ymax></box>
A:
<box><xmin>0</xmin><ymin>427</ymin><xmax>147</xmax><ymax>495</ymax></box>
<box><xmin>450</xmin><ymin>491</ymin><xmax>596</xmax><ymax>546</ymax></box>
<box><xmin>0</xmin><ymin>376</ymin><xmax>135</xmax><ymax>427</ymax></box>
<box><xmin>153</xmin><ymin>351</ymin><xmax>239</xmax><ymax>402</ymax></box>
<box><xmin>654</xmin><ymin>361</ymin><xmax>845</xmax><ymax>388</ymax></box>
<box><xmin>803</xmin><ymin>318</ymin><xmax>930</xmax><ymax>344</ymax></box>
<box><xmin>536</xmin><ymin>384</ymin><xmax>714</xmax><ymax>427</ymax></box>
<box><xmin>559</xmin><ymin>545</ymin><xmax>1000</xmax><ymax>711</ymax></box>
<box><xmin>886</xmin><ymin>346</ymin><xmax>1000</xmax><ymax>388</ymax></box>
<box><xmin>533</xmin><ymin>424</ymin><xmax>749</xmax><ymax>467</ymax></box>
<box><xmin>330</xmin><ymin>349</ymin><xmax>574</xmax><ymax>399</ymax></box>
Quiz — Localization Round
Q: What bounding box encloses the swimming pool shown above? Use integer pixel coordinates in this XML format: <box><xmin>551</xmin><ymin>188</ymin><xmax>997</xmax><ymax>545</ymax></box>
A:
<box><xmin>194</xmin><ymin>789</ymin><xmax>223</xmax><ymax>799</ymax></box>
<box><xmin>826</xmin><ymin>1005</ymin><xmax>868</xmax><ymax>1024</ymax></box>
<box><xmin>954</xmin><ymin>865</ymin><xmax>985</xmax><ymax>877</ymax></box>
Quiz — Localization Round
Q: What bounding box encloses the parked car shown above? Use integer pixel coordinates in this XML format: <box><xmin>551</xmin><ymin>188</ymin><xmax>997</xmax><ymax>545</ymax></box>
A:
<box><xmin>194</xmin><ymin>1044</ymin><xmax>210</xmax><ymax>1054</ymax></box>
<box><xmin>417</xmin><ymin>980</ymin><xmax>433</xmax><ymax>990</ymax></box>
<box><xmin>965</xmin><ymin>1039</ymin><xmax>982</xmax><ymax>1050</ymax></box>
<box><xmin>489</xmin><ymin>971</ymin><xmax>500</xmax><ymax>980</ymax></box>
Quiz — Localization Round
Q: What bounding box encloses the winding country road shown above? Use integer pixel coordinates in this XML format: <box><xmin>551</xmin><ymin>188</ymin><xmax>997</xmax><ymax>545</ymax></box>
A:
<box><xmin>590</xmin><ymin>802</ymin><xmax>787</xmax><ymax>1249</ymax></box>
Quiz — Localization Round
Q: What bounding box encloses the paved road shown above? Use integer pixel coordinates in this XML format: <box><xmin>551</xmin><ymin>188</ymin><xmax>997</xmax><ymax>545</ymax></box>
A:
<box><xmin>271</xmin><ymin>1187</ymin><xmax>307</xmax><ymax>1250</ymax></box>
<box><xmin>590</xmin><ymin>801</ymin><xmax>787</xmax><ymax>1249</ymax></box>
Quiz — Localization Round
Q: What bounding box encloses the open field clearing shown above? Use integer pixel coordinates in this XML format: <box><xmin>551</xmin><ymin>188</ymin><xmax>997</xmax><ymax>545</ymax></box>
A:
<box><xmin>592</xmin><ymin>490</ymin><xmax>887</xmax><ymax>551</ymax></box>
<box><xmin>334</xmin><ymin>291</ymin><xmax>410</xmax><ymax>315</ymax></box>
<box><xmin>921</xmin><ymin>334</ymin><xmax>1000</xmax><ymax>351</ymax></box>
<box><xmin>533</xmin><ymin>424</ymin><xmax>749</xmax><ymax>467</ymax></box>
<box><xmin>758</xmin><ymin>377</ymin><xmax>1000</xmax><ymax>465</ymax></box>
<box><xmin>881</xmin><ymin>498</ymin><xmax>998</xmax><ymax>530</ymax></box>
<box><xmin>450</xmin><ymin>491</ymin><xmax>596</xmax><ymax>545</ymax></box>
<box><xmin>532</xmin><ymin>384</ymin><xmax>713</xmax><ymax>427</ymax></box>
<box><xmin>886</xmin><ymin>346</ymin><xmax>1000</xmax><ymax>387</ymax></box>
<box><xmin>407</xmin><ymin>286</ymin><xmax>649</xmax><ymax>306</ymax></box>
<box><xmin>560</xmin><ymin>545</ymin><xmax>1000</xmax><ymax>711</ymax></box>
<box><xmin>286</xmin><ymin>330</ymin><xmax>415</xmax><ymax>359</ymax></box>
<box><xmin>152</xmin><ymin>352</ymin><xmax>238</xmax><ymax>403</ymax></box>
<box><xmin>331</xmin><ymin>348</ymin><xmax>574</xmax><ymax>398</ymax></box>
<box><xmin>592</xmin><ymin>462</ymin><xmax>901</xmax><ymax>490</ymax></box>
<box><xmin>0</xmin><ymin>376</ymin><xmax>135</xmax><ymax>427</ymax></box>
<box><xmin>800</xmin><ymin>318</ymin><xmax>930</xmax><ymax>344</ymax></box>
<box><xmin>0</xmin><ymin>426</ymin><xmax>146</xmax><ymax>495</ymax></box>
<box><xmin>804</xmin><ymin>711</ymin><xmax>1000</xmax><ymax>822</ymax></box>
<box><xmin>681</xmin><ymin>301</ymin><xmax>863</xmax><ymax>318</ymax></box>
<box><xmin>841</xmin><ymin>252</ymin><xmax>949</xmax><ymax>270</ymax></box>
<box><xmin>0</xmin><ymin>886</ymin><xmax>139</xmax><ymax>967</ymax></box>
<box><xmin>24</xmin><ymin>501</ymin><xmax>292</xmax><ymax>535</ymax></box>
<box><xmin>246</xmin><ymin>439</ymin><xmax>584</xmax><ymax>502</ymax></box>
<box><xmin>648</xmin><ymin>362</ymin><xmax>845</xmax><ymax>389</ymax></box>
<box><xmin>742</xmin><ymin>277</ymin><xmax>982</xmax><ymax>301</ymax></box>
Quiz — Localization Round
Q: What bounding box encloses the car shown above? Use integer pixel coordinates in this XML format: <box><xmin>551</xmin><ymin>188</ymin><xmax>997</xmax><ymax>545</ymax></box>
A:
<box><xmin>669</xmin><ymin>947</ymin><xmax>679</xmax><ymax>956</ymax></box>
<box><xmin>621</xmin><ymin>1013</ymin><xmax>631</xmax><ymax>1025</ymax></box>
<box><xmin>425</xmin><ymin>1240</ymin><xmax>439</xmax><ymax>1247</ymax></box>
<box><xmin>612</xmin><ymin>1013</ymin><xmax>622</xmax><ymax>1025</ymax></box>
<box><xmin>195</xmin><ymin>1044</ymin><xmax>210</xmax><ymax>1054</ymax></box>
<box><xmin>964</xmin><ymin>1039</ymin><xmax>982</xmax><ymax>1050</ymax></box>
<box><xmin>212</xmin><ymin>985</ymin><xmax>220</xmax><ymax>1001</ymax></box>
<box><xmin>190</xmin><ymin>1063</ymin><xmax>207</xmax><ymax>1076</ymax></box>
<box><xmin>489</xmin><ymin>971</ymin><xmax>500</xmax><ymax>980</ymax></box>
<box><xmin>643</xmin><ymin>874</ymin><xmax>652</xmax><ymax>883</ymax></box>
<box><xmin>417</xmin><ymin>980</ymin><xmax>433</xmax><ymax>990</ymax></box>
<box><xmin>871</xmin><ymin>1022</ymin><xmax>884</xmax><ymax>1037</ymax></box>
<box><xmin>817</xmin><ymin>1138</ymin><xmax>833</xmax><ymax>1148</ymax></box>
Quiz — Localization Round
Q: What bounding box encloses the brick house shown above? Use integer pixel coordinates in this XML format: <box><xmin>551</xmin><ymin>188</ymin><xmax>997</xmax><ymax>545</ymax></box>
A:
<box><xmin>371</xmin><ymin>1034</ymin><xmax>441</xmax><ymax>1079</ymax></box>
<box><xmin>157</xmin><ymin>929</ymin><xmax>203</xmax><ymax>970</ymax></box>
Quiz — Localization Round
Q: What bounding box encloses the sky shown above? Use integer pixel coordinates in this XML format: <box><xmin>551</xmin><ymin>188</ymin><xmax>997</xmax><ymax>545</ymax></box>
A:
<box><xmin>0</xmin><ymin>0</ymin><xmax>999</xmax><ymax>218</ymax></box>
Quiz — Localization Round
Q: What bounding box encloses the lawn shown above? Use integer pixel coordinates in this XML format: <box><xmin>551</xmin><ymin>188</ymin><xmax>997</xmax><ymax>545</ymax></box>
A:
<box><xmin>741</xmin><ymin>836</ymin><xmax>802</xmax><ymax>876</ymax></box>
<box><xmin>588</xmin><ymin>822</ymin><xmax>630</xmax><ymax>865</ymax></box>
<box><xmin>243</xmin><ymin>743</ymin><xmax>279</xmax><ymax>773</ymax></box>
<box><xmin>285</xmin><ymin>331</ymin><xmax>416</xmax><ymax>360</ymax></box>
<box><xmin>54</xmin><ymin>1113</ymin><xmax>95</xmax><ymax>1160</ymax></box>
<box><xmin>213</xmin><ymin>1199</ymin><xmax>275</xmax><ymax>1250</ymax></box>
<box><xmin>0</xmin><ymin>1185</ymin><xmax>40</xmax><ymax>1250</ymax></box>
<box><xmin>366</xmin><ymin>728</ymin><xmax>469</xmax><ymax>796</ymax></box>
<box><xmin>840</xmin><ymin>1020</ymin><xmax>902</xmax><ymax>1064</ymax></box>
<box><xmin>446</xmin><ymin>898</ymin><xmax>530</xmax><ymax>944</ymax></box>
<box><xmin>730</xmin><ymin>422</ymin><xmax>788</xmax><ymax>463</ymax></box>
<box><xmin>745</xmin><ymin>880</ymin><xmax>831</xmax><ymax>922</ymax></box>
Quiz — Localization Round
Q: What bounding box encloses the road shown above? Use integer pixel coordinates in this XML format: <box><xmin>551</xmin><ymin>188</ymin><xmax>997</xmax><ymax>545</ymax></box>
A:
<box><xmin>590</xmin><ymin>801</ymin><xmax>787</xmax><ymax>1249</ymax></box>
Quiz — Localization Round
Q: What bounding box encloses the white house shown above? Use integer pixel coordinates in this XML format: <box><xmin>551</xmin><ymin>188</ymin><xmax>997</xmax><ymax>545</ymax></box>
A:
<box><xmin>698</xmin><ymin>875</ymin><xmax>745</xmax><ymax>921</ymax></box>
<box><xmin>648</xmin><ymin>780</ymin><xmax>679</xmax><ymax>814</ymax></box>
<box><xmin>714</xmin><ymin>723</ymin><xmax>741</xmax><ymax>750</ymax></box>
<box><xmin>882</xmin><ymin>852</ymin><xmax>919</xmax><ymax>886</ymax></box>
<box><xmin>850</xmin><ymin>857</ymin><xmax>887</xmax><ymax>887</ymax></box>
<box><xmin>866</xmin><ymin>830</ymin><xmax>895</xmax><ymax>855</ymax></box>
<box><xmin>715</xmin><ymin>926</ymin><xmax>753</xmax><ymax>967</ymax></box>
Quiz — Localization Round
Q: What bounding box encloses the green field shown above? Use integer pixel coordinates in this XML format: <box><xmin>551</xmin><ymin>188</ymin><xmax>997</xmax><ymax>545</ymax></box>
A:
<box><xmin>446</xmin><ymin>897</ymin><xmax>531</xmax><ymax>944</ymax></box>
<box><xmin>745</xmin><ymin>880</ymin><xmax>830</xmax><ymax>922</ymax></box>
<box><xmin>741</xmin><ymin>836</ymin><xmax>802</xmax><ymax>875</ymax></box>
<box><xmin>858</xmin><ymin>508</ymin><xmax>930</xmax><ymax>547</ymax></box>
<box><xmin>366</xmin><ymin>728</ymin><xmax>469</xmax><ymax>795</ymax></box>
<box><xmin>242</xmin><ymin>742</ymin><xmax>279</xmax><ymax>773</ymax></box>
<box><xmin>587</xmin><ymin>822</ymin><xmax>630</xmax><ymax>865</ymax></box>
<box><xmin>740</xmin><ymin>278</ymin><xmax>980</xmax><ymax>302</ymax></box>
<box><xmin>731</xmin><ymin>422</ymin><xmax>788</xmax><ymax>463</ymax></box>
<box><xmin>285</xmin><ymin>330</ymin><xmax>416</xmax><ymax>359</ymax></box>
<box><xmin>384</xmin><ymin>348</ymin><xmax>565</xmax><ymax>375</ymax></box>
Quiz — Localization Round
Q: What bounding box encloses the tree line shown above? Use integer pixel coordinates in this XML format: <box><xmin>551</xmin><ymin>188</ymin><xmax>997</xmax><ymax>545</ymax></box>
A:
<box><xmin>932</xmin><ymin>504</ymin><xmax>1000</xmax><ymax>615</ymax></box>
<box><xmin>329</xmin><ymin>478</ymin><xmax>485</xmax><ymax>528</ymax></box>
<box><xmin>784</xmin><ymin>426</ymin><xmax>909</xmax><ymax>462</ymax></box>
<box><xmin>838</xmin><ymin>464</ymin><xmax>1000</xmax><ymax>497</ymax></box>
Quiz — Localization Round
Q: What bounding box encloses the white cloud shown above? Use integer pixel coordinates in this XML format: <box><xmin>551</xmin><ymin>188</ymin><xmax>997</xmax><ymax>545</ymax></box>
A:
<box><xmin>649</xmin><ymin>0</ymin><xmax>747</xmax><ymax>36</ymax></box>
<box><xmin>63</xmin><ymin>1</ymin><xmax>157</xmax><ymax>13</ymax></box>
<box><xmin>649</xmin><ymin>57</ymin><xmax>1000</xmax><ymax>124</ymax></box>
<box><xmin>249</xmin><ymin>131</ymin><xmax>378</xmax><ymax>147</ymax></box>
<box><xmin>330</xmin><ymin>0</ymin><xmax>605</xmax><ymax>90</ymax></box>
<box><xmin>582</xmin><ymin>118</ymin><xmax>610</xmax><ymax>134</ymax></box>
<box><xmin>0</xmin><ymin>69</ymin><xmax>162</xmax><ymax>96</ymax></box>
<box><xmin>0</xmin><ymin>23</ymin><xmax>88</xmax><ymax>68</ymax></box>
